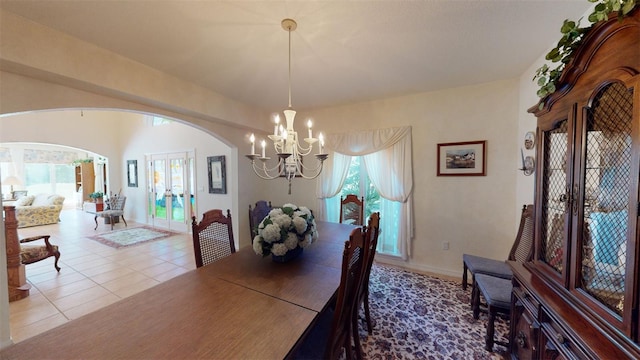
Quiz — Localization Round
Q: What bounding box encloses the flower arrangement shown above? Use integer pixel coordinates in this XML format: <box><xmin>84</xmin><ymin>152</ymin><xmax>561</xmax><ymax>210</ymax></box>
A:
<box><xmin>252</xmin><ymin>203</ymin><xmax>318</xmax><ymax>257</ymax></box>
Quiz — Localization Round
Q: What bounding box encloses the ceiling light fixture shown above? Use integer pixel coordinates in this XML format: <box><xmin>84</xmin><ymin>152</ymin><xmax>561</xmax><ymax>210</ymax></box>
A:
<box><xmin>246</xmin><ymin>18</ymin><xmax>328</xmax><ymax>194</ymax></box>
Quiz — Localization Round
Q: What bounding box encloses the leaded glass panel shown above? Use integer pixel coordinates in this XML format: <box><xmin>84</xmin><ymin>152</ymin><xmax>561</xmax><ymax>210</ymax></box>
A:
<box><xmin>581</xmin><ymin>82</ymin><xmax>633</xmax><ymax>316</ymax></box>
<box><xmin>540</xmin><ymin>121</ymin><xmax>568</xmax><ymax>273</ymax></box>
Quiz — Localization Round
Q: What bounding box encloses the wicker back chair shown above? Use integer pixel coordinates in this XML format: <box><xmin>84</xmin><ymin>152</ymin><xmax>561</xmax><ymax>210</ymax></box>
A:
<box><xmin>339</xmin><ymin>194</ymin><xmax>364</xmax><ymax>225</ymax></box>
<box><xmin>191</xmin><ymin>209</ymin><xmax>235</xmax><ymax>268</ymax></box>
<box><xmin>462</xmin><ymin>204</ymin><xmax>534</xmax><ymax>291</ymax></box>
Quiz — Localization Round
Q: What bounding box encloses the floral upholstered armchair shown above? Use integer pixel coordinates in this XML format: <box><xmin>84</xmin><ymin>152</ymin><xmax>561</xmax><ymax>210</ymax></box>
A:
<box><xmin>20</xmin><ymin>235</ymin><xmax>61</xmax><ymax>272</ymax></box>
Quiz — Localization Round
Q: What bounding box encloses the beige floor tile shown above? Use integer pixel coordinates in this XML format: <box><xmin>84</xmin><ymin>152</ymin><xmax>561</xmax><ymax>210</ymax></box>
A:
<box><xmin>139</xmin><ymin>261</ymin><xmax>182</xmax><ymax>278</ymax></box>
<box><xmin>90</xmin><ymin>267</ymin><xmax>136</xmax><ymax>284</ymax></box>
<box><xmin>153</xmin><ymin>266</ymin><xmax>190</xmax><ymax>282</ymax></box>
<box><xmin>125</xmin><ymin>257</ymin><xmax>166</xmax><ymax>271</ymax></box>
<box><xmin>111</xmin><ymin>277</ymin><xmax>161</xmax><ymax>299</ymax></box>
<box><xmin>50</xmin><ymin>284</ymin><xmax>111</xmax><ymax>311</ymax></box>
<box><xmin>9</xmin><ymin>299</ymin><xmax>61</xmax><ymax>327</ymax></box>
<box><xmin>10</xmin><ymin>313</ymin><xmax>69</xmax><ymax>343</ymax></box>
<box><xmin>169</xmin><ymin>253</ymin><xmax>195</xmax><ymax>267</ymax></box>
<box><xmin>101</xmin><ymin>272</ymin><xmax>154</xmax><ymax>293</ymax></box>
<box><xmin>9</xmin><ymin>293</ymin><xmax>51</xmax><ymax>316</ymax></box>
<box><xmin>30</xmin><ymin>271</ymin><xmax>87</xmax><ymax>292</ymax></box>
<box><xmin>63</xmin><ymin>293</ymin><xmax>121</xmax><ymax>320</ymax></box>
<box><xmin>77</xmin><ymin>262</ymin><xmax>122</xmax><ymax>277</ymax></box>
<box><xmin>39</xmin><ymin>278</ymin><xmax>98</xmax><ymax>300</ymax></box>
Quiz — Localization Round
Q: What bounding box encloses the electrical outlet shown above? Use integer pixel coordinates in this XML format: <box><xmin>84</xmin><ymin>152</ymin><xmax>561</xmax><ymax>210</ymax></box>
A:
<box><xmin>442</xmin><ymin>241</ymin><xmax>449</xmax><ymax>250</ymax></box>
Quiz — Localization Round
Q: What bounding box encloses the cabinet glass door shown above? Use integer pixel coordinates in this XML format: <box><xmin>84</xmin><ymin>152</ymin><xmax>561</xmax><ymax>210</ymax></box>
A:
<box><xmin>580</xmin><ymin>82</ymin><xmax>633</xmax><ymax>316</ymax></box>
<box><xmin>540</xmin><ymin>120</ymin><xmax>569</xmax><ymax>275</ymax></box>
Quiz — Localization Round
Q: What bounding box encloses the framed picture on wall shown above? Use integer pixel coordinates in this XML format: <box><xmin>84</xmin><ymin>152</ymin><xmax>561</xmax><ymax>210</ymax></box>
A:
<box><xmin>127</xmin><ymin>160</ymin><xmax>138</xmax><ymax>187</ymax></box>
<box><xmin>437</xmin><ymin>140</ymin><xmax>487</xmax><ymax>176</ymax></box>
<box><xmin>208</xmin><ymin>155</ymin><xmax>227</xmax><ymax>194</ymax></box>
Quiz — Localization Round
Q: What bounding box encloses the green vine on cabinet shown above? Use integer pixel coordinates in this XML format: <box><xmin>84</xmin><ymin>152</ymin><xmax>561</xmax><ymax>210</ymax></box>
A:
<box><xmin>533</xmin><ymin>0</ymin><xmax>636</xmax><ymax>104</ymax></box>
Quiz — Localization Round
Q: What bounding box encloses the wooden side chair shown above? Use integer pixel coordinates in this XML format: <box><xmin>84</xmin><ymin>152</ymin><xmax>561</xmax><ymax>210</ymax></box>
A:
<box><xmin>339</xmin><ymin>194</ymin><xmax>364</xmax><ymax>225</ymax></box>
<box><xmin>462</xmin><ymin>204</ymin><xmax>534</xmax><ymax>292</ymax></box>
<box><xmin>191</xmin><ymin>209</ymin><xmax>235</xmax><ymax>268</ymax></box>
<box><xmin>248</xmin><ymin>200</ymin><xmax>272</xmax><ymax>241</ymax></box>
<box><xmin>354</xmin><ymin>212</ymin><xmax>380</xmax><ymax>334</ymax></box>
<box><xmin>20</xmin><ymin>235</ymin><xmax>61</xmax><ymax>272</ymax></box>
<box><xmin>94</xmin><ymin>195</ymin><xmax>127</xmax><ymax>231</ymax></box>
<box><xmin>292</xmin><ymin>227</ymin><xmax>366</xmax><ymax>360</ymax></box>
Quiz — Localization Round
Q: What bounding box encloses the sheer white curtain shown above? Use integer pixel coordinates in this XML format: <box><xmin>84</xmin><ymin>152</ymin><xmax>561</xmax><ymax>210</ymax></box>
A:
<box><xmin>316</xmin><ymin>126</ymin><xmax>413</xmax><ymax>259</ymax></box>
<box><xmin>315</xmin><ymin>152</ymin><xmax>351</xmax><ymax>221</ymax></box>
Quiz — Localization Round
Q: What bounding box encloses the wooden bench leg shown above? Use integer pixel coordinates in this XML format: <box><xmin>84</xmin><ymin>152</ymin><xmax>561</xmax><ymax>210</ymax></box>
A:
<box><xmin>486</xmin><ymin>306</ymin><xmax>496</xmax><ymax>351</ymax></box>
<box><xmin>472</xmin><ymin>285</ymin><xmax>480</xmax><ymax>320</ymax></box>
<box><xmin>462</xmin><ymin>262</ymin><xmax>468</xmax><ymax>290</ymax></box>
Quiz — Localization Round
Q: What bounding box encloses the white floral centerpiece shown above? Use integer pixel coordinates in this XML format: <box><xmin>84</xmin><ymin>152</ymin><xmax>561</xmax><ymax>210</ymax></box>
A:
<box><xmin>253</xmin><ymin>203</ymin><xmax>318</xmax><ymax>261</ymax></box>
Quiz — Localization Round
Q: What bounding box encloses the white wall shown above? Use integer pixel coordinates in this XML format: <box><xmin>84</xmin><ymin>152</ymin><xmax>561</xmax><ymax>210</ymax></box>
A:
<box><xmin>270</xmin><ymin>79</ymin><xmax>521</xmax><ymax>276</ymax></box>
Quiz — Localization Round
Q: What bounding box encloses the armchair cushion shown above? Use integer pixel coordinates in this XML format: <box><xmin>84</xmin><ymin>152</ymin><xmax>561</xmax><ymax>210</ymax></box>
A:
<box><xmin>21</xmin><ymin>244</ymin><xmax>59</xmax><ymax>263</ymax></box>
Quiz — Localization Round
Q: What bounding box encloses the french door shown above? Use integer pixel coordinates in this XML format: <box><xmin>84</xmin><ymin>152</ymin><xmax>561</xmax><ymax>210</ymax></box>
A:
<box><xmin>147</xmin><ymin>152</ymin><xmax>194</xmax><ymax>232</ymax></box>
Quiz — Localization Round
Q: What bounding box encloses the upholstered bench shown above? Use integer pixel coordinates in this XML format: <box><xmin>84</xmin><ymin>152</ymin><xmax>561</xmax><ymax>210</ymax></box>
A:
<box><xmin>472</xmin><ymin>273</ymin><xmax>511</xmax><ymax>352</ymax></box>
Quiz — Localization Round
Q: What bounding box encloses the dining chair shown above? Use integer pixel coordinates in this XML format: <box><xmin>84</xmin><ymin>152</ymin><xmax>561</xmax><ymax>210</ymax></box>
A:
<box><xmin>355</xmin><ymin>212</ymin><xmax>380</xmax><ymax>337</ymax></box>
<box><xmin>191</xmin><ymin>209</ymin><xmax>235</xmax><ymax>268</ymax></box>
<box><xmin>292</xmin><ymin>227</ymin><xmax>366</xmax><ymax>360</ymax></box>
<box><xmin>339</xmin><ymin>194</ymin><xmax>364</xmax><ymax>225</ymax></box>
<box><xmin>248</xmin><ymin>200</ymin><xmax>272</xmax><ymax>241</ymax></box>
<box><xmin>462</xmin><ymin>204</ymin><xmax>534</xmax><ymax>292</ymax></box>
<box><xmin>328</xmin><ymin>227</ymin><xmax>368</xmax><ymax>359</ymax></box>
<box><xmin>20</xmin><ymin>235</ymin><xmax>61</xmax><ymax>272</ymax></box>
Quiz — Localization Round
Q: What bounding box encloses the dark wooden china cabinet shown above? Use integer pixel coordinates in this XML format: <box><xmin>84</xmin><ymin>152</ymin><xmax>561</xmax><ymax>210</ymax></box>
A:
<box><xmin>509</xmin><ymin>6</ymin><xmax>640</xmax><ymax>360</ymax></box>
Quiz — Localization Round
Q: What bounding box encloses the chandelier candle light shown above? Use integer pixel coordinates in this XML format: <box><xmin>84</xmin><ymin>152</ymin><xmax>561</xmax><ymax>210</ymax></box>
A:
<box><xmin>246</xmin><ymin>18</ymin><xmax>328</xmax><ymax>194</ymax></box>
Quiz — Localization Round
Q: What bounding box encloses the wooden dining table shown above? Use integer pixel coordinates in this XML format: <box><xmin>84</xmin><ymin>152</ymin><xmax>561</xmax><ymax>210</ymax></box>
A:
<box><xmin>0</xmin><ymin>221</ymin><xmax>357</xmax><ymax>360</ymax></box>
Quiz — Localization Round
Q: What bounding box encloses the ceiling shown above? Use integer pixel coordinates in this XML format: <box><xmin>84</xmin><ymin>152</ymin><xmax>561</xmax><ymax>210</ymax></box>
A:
<box><xmin>0</xmin><ymin>1</ymin><xmax>592</xmax><ymax>112</ymax></box>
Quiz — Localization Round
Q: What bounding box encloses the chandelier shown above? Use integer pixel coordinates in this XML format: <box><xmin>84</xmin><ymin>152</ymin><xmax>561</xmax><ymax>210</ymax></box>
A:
<box><xmin>246</xmin><ymin>18</ymin><xmax>328</xmax><ymax>194</ymax></box>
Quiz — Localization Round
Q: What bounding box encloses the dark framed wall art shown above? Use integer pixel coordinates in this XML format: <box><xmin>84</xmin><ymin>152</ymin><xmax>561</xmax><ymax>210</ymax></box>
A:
<box><xmin>208</xmin><ymin>155</ymin><xmax>227</xmax><ymax>194</ymax></box>
<box><xmin>127</xmin><ymin>160</ymin><xmax>138</xmax><ymax>187</ymax></box>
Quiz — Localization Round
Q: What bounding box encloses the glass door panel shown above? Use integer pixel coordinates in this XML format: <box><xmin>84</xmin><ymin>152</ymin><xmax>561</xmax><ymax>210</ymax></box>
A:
<box><xmin>540</xmin><ymin>120</ymin><xmax>569</xmax><ymax>274</ymax></box>
<box><xmin>580</xmin><ymin>82</ymin><xmax>633</xmax><ymax>316</ymax></box>
<box><xmin>147</xmin><ymin>153</ymin><xmax>191</xmax><ymax>232</ymax></box>
<box><xmin>169</xmin><ymin>156</ymin><xmax>185</xmax><ymax>225</ymax></box>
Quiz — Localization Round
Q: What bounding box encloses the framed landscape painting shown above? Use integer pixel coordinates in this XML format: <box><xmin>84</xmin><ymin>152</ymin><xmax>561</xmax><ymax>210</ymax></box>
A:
<box><xmin>437</xmin><ymin>140</ymin><xmax>486</xmax><ymax>176</ymax></box>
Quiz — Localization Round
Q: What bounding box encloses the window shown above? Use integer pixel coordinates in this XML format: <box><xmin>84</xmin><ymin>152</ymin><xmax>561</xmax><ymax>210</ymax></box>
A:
<box><xmin>333</xmin><ymin>156</ymin><xmax>402</xmax><ymax>257</ymax></box>
<box><xmin>151</xmin><ymin>116</ymin><xmax>172</xmax><ymax>126</ymax></box>
<box><xmin>24</xmin><ymin>163</ymin><xmax>75</xmax><ymax>202</ymax></box>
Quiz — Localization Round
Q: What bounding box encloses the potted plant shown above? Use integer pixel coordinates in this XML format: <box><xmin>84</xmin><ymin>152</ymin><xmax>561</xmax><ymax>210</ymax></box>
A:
<box><xmin>89</xmin><ymin>192</ymin><xmax>104</xmax><ymax>204</ymax></box>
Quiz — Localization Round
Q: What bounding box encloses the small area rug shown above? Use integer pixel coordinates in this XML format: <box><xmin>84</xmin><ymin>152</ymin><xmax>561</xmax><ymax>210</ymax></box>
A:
<box><xmin>88</xmin><ymin>226</ymin><xmax>180</xmax><ymax>249</ymax></box>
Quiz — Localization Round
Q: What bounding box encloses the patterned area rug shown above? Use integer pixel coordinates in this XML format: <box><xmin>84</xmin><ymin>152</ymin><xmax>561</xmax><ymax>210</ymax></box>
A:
<box><xmin>359</xmin><ymin>264</ymin><xmax>509</xmax><ymax>359</ymax></box>
<box><xmin>88</xmin><ymin>226</ymin><xmax>180</xmax><ymax>249</ymax></box>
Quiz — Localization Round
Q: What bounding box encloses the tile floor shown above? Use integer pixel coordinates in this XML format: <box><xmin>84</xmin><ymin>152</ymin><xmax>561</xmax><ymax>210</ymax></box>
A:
<box><xmin>8</xmin><ymin>208</ymin><xmax>194</xmax><ymax>343</ymax></box>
